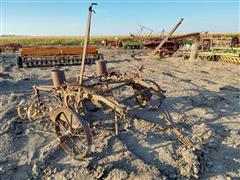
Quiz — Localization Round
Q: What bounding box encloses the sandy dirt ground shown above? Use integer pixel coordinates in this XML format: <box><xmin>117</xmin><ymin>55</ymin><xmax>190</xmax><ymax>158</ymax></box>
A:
<box><xmin>0</xmin><ymin>49</ymin><xmax>240</xmax><ymax>179</ymax></box>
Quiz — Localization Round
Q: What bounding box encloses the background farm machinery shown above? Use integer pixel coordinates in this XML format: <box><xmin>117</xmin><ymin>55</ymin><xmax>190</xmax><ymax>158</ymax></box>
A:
<box><xmin>126</xmin><ymin>18</ymin><xmax>198</xmax><ymax>58</ymax></box>
<box><xmin>101</xmin><ymin>25</ymin><xmax>152</xmax><ymax>49</ymax></box>
<box><xmin>0</xmin><ymin>43</ymin><xmax>22</xmax><ymax>53</ymax></box>
<box><xmin>101</xmin><ymin>39</ymin><xmax>123</xmax><ymax>48</ymax></box>
<box><xmin>174</xmin><ymin>34</ymin><xmax>240</xmax><ymax>64</ymax></box>
<box><xmin>101</xmin><ymin>39</ymin><xmax>142</xmax><ymax>49</ymax></box>
<box><xmin>17</xmin><ymin>46</ymin><xmax>99</xmax><ymax>68</ymax></box>
<box><xmin>144</xmin><ymin>32</ymin><xmax>240</xmax><ymax>64</ymax></box>
<box><xmin>145</xmin><ymin>32</ymin><xmax>201</xmax><ymax>57</ymax></box>
<box><xmin>127</xmin><ymin>19</ymin><xmax>239</xmax><ymax>64</ymax></box>
<box><xmin>16</xmin><ymin>3</ymin><xmax>194</xmax><ymax>159</ymax></box>
<box><xmin>197</xmin><ymin>34</ymin><xmax>240</xmax><ymax>64</ymax></box>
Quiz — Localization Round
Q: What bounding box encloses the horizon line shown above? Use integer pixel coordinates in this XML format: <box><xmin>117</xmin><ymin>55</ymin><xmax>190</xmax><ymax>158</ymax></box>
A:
<box><xmin>1</xmin><ymin>32</ymin><xmax>240</xmax><ymax>37</ymax></box>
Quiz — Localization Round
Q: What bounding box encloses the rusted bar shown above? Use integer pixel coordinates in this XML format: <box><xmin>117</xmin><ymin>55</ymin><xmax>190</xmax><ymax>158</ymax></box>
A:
<box><xmin>151</xmin><ymin>18</ymin><xmax>184</xmax><ymax>57</ymax></box>
<box><xmin>99</xmin><ymin>83</ymin><xmax>130</xmax><ymax>94</ymax></box>
<box><xmin>120</xmin><ymin>89</ymin><xmax>148</xmax><ymax>103</ymax></box>
<box><xmin>79</xmin><ymin>3</ymin><xmax>97</xmax><ymax>85</ymax></box>
<box><xmin>33</xmin><ymin>85</ymin><xmax>55</xmax><ymax>91</ymax></box>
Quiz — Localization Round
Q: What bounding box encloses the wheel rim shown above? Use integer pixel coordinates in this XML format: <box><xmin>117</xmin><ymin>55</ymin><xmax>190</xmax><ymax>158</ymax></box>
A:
<box><xmin>17</xmin><ymin>99</ymin><xmax>28</xmax><ymax>119</ymax></box>
<box><xmin>52</xmin><ymin>107</ymin><xmax>92</xmax><ymax>159</ymax></box>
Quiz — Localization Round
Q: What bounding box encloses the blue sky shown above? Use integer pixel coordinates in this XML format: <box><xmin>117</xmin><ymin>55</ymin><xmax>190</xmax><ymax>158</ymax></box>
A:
<box><xmin>1</xmin><ymin>0</ymin><xmax>239</xmax><ymax>36</ymax></box>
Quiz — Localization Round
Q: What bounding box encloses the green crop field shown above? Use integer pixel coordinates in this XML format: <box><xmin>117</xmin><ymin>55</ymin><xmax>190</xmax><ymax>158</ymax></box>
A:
<box><xmin>0</xmin><ymin>35</ymin><xmax>132</xmax><ymax>46</ymax></box>
<box><xmin>0</xmin><ymin>32</ymin><xmax>239</xmax><ymax>46</ymax></box>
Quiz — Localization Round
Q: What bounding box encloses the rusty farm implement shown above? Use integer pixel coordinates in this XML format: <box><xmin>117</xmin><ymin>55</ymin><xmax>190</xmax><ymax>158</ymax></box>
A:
<box><xmin>17</xmin><ymin>46</ymin><xmax>98</xmax><ymax>68</ymax></box>
<box><xmin>17</xmin><ymin>3</ymin><xmax>194</xmax><ymax>159</ymax></box>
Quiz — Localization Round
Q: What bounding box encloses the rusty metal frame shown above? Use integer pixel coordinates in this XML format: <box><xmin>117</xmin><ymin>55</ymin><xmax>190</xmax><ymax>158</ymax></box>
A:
<box><xmin>16</xmin><ymin>4</ymin><xmax>195</xmax><ymax>159</ymax></box>
<box><xmin>24</xmin><ymin>71</ymin><xmax>193</xmax><ymax>149</ymax></box>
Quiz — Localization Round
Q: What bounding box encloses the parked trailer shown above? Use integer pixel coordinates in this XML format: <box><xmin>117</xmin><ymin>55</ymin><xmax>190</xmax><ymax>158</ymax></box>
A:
<box><xmin>17</xmin><ymin>46</ymin><xmax>99</xmax><ymax>68</ymax></box>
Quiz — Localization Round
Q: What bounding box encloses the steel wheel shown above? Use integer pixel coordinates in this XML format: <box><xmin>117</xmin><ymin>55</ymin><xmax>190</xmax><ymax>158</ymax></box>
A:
<box><xmin>27</xmin><ymin>99</ymin><xmax>49</xmax><ymax>121</ymax></box>
<box><xmin>51</xmin><ymin>107</ymin><xmax>92</xmax><ymax>159</ymax></box>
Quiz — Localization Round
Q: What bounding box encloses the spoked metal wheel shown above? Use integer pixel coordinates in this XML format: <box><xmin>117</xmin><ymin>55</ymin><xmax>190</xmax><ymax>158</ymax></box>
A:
<box><xmin>27</xmin><ymin>99</ymin><xmax>50</xmax><ymax>121</ymax></box>
<box><xmin>50</xmin><ymin>107</ymin><xmax>92</xmax><ymax>159</ymax></box>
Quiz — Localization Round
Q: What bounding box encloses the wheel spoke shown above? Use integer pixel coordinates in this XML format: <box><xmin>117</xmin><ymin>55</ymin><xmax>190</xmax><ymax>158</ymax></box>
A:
<box><xmin>59</xmin><ymin>135</ymin><xmax>69</xmax><ymax>144</ymax></box>
<box><xmin>71</xmin><ymin>123</ymin><xmax>80</xmax><ymax>134</ymax></box>
<box><xmin>60</xmin><ymin>137</ymin><xmax>72</xmax><ymax>154</ymax></box>
<box><xmin>59</xmin><ymin>134</ymin><xmax>87</xmax><ymax>156</ymax></box>
<box><xmin>72</xmin><ymin>135</ymin><xmax>87</xmax><ymax>151</ymax></box>
<box><xmin>62</xmin><ymin>112</ymin><xmax>72</xmax><ymax>128</ymax></box>
<box><xmin>57</xmin><ymin>120</ymin><xmax>69</xmax><ymax>134</ymax></box>
<box><xmin>72</xmin><ymin>128</ymin><xmax>88</xmax><ymax>148</ymax></box>
<box><xmin>57</xmin><ymin>119</ymin><xmax>87</xmax><ymax>153</ymax></box>
<box><xmin>72</xmin><ymin>137</ymin><xmax>84</xmax><ymax>153</ymax></box>
<box><xmin>70</xmin><ymin>114</ymin><xmax>73</xmax><ymax>127</ymax></box>
<box><xmin>32</xmin><ymin>112</ymin><xmax>37</xmax><ymax>118</ymax></box>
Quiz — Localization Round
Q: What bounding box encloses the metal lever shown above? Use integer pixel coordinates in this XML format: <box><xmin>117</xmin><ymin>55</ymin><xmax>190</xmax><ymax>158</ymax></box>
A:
<box><xmin>79</xmin><ymin>3</ymin><xmax>98</xmax><ymax>85</ymax></box>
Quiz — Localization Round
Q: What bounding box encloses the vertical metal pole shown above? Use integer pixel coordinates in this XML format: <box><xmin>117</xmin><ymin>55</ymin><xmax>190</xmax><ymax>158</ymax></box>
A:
<box><xmin>79</xmin><ymin>3</ymin><xmax>97</xmax><ymax>85</ymax></box>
